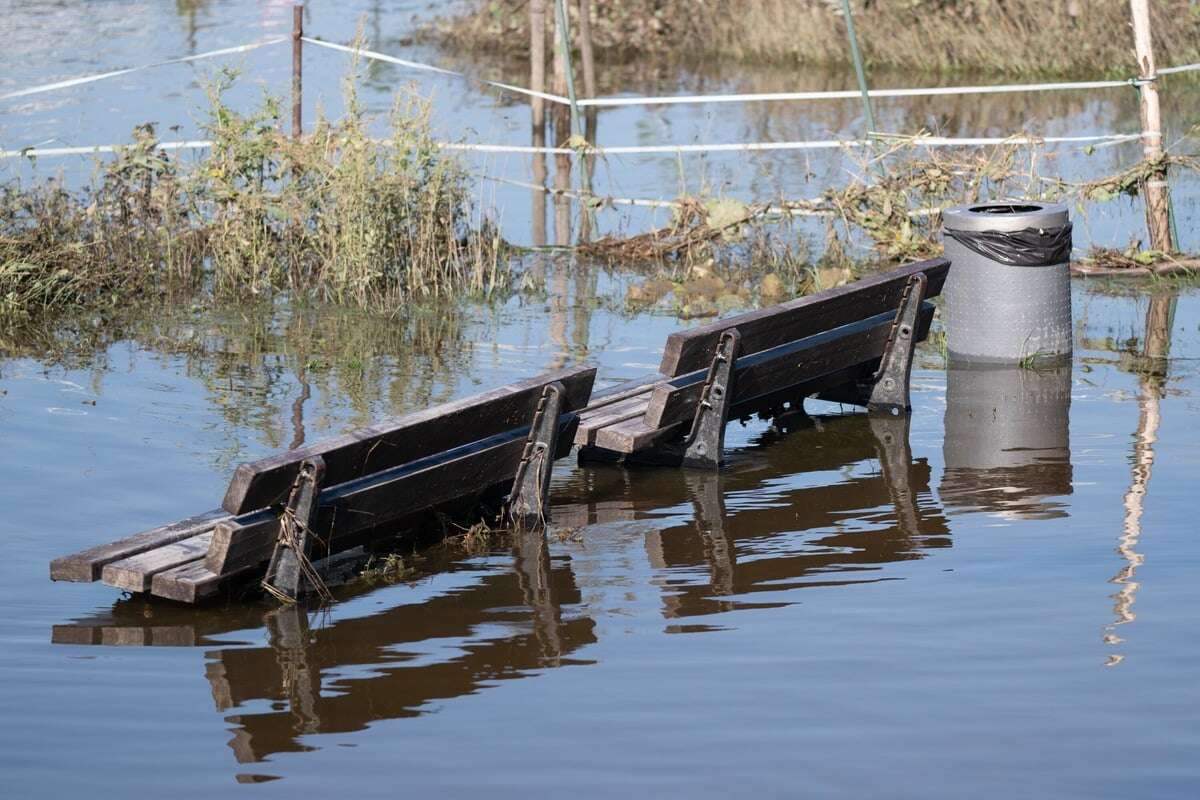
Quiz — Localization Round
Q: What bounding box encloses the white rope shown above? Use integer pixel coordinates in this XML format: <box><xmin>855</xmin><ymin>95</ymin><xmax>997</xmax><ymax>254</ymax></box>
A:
<box><xmin>0</xmin><ymin>38</ymin><xmax>287</xmax><ymax>102</ymax></box>
<box><xmin>301</xmin><ymin>37</ymin><xmax>571</xmax><ymax>106</ymax></box>
<box><xmin>0</xmin><ymin>132</ymin><xmax>1142</xmax><ymax>161</ymax></box>
<box><xmin>446</xmin><ymin>132</ymin><xmax>1140</xmax><ymax>156</ymax></box>
<box><xmin>577</xmin><ymin>80</ymin><xmax>1141</xmax><ymax>108</ymax></box>
<box><xmin>298</xmin><ymin>39</ymin><xmax>1196</xmax><ymax>109</ymax></box>
<box><xmin>1158</xmin><ymin>61</ymin><xmax>1200</xmax><ymax>76</ymax></box>
<box><xmin>0</xmin><ymin>140</ymin><xmax>215</xmax><ymax>158</ymax></box>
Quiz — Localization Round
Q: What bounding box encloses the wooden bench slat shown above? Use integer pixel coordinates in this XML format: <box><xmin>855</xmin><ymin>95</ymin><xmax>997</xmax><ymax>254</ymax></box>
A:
<box><xmin>658</xmin><ymin>258</ymin><xmax>948</xmax><ymax>376</ymax></box>
<box><xmin>100</xmin><ymin>532</ymin><xmax>215</xmax><ymax>593</ymax></box>
<box><xmin>151</xmin><ymin>560</ymin><xmax>227</xmax><ymax>604</ymax></box>
<box><xmin>594</xmin><ymin>305</ymin><xmax>934</xmax><ymax>453</ymax></box>
<box><xmin>206</xmin><ymin>415</ymin><xmax>581</xmax><ymax>577</ymax></box>
<box><xmin>222</xmin><ymin>365</ymin><xmax>595</xmax><ymax>514</ymax></box>
<box><xmin>575</xmin><ymin>393</ymin><xmax>656</xmax><ymax>445</ymax></box>
<box><xmin>50</xmin><ymin>509</ymin><xmax>231</xmax><ymax>582</ymax></box>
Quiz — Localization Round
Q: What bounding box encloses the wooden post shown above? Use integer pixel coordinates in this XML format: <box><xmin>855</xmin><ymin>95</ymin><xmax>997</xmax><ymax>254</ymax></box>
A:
<box><xmin>531</xmin><ymin>0</ymin><xmax>547</xmax><ymax>138</ymax></box>
<box><xmin>553</xmin><ymin>0</ymin><xmax>595</xmax><ymax>239</ymax></box>
<box><xmin>551</xmin><ymin>3</ymin><xmax>572</xmax><ymax>245</ymax></box>
<box><xmin>1129</xmin><ymin>0</ymin><xmax>1174</xmax><ymax>253</ymax></box>
<box><xmin>531</xmin><ymin>0</ymin><xmax>548</xmax><ymax>248</ymax></box>
<box><xmin>291</xmin><ymin>4</ymin><xmax>303</xmax><ymax>139</ymax></box>
<box><xmin>578</xmin><ymin>0</ymin><xmax>598</xmax><ymax>240</ymax></box>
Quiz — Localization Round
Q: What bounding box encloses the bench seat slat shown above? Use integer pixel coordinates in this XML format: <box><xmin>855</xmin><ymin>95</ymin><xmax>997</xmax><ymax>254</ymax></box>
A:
<box><xmin>575</xmin><ymin>393</ymin><xmax>656</xmax><ymax>445</ymax></box>
<box><xmin>50</xmin><ymin>509</ymin><xmax>231</xmax><ymax>583</ymax></box>
<box><xmin>100</xmin><ymin>532</ymin><xmax>215</xmax><ymax>593</ymax></box>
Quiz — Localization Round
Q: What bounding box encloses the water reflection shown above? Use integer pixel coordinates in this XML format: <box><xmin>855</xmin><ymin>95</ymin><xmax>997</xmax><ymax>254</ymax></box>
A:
<box><xmin>52</xmin><ymin>413</ymin><xmax>958</xmax><ymax>765</ymax></box>
<box><xmin>556</xmin><ymin>414</ymin><xmax>949</xmax><ymax>622</ymax></box>
<box><xmin>941</xmin><ymin>363</ymin><xmax>1073</xmax><ymax>520</ymax></box>
<box><xmin>59</xmin><ymin>535</ymin><xmax>596</xmax><ymax>763</ymax></box>
<box><xmin>1104</xmin><ymin>292</ymin><xmax>1176</xmax><ymax>666</ymax></box>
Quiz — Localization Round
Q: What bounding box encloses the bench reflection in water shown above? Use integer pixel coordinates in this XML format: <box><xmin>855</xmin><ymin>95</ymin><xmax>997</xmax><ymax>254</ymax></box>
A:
<box><xmin>51</xmin><ymin>413</ymin><xmax>955</xmax><ymax>764</ymax></box>
<box><xmin>556</xmin><ymin>413</ymin><xmax>950</xmax><ymax>621</ymax></box>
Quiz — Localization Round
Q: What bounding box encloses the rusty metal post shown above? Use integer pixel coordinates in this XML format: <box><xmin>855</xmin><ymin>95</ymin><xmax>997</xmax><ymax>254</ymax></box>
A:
<box><xmin>292</xmin><ymin>4</ymin><xmax>303</xmax><ymax>139</ymax></box>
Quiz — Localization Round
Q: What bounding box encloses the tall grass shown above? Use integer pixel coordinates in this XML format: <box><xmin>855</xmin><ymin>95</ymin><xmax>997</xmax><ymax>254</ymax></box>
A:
<box><xmin>0</xmin><ymin>66</ymin><xmax>504</xmax><ymax>327</ymax></box>
<box><xmin>429</xmin><ymin>0</ymin><xmax>1200</xmax><ymax>77</ymax></box>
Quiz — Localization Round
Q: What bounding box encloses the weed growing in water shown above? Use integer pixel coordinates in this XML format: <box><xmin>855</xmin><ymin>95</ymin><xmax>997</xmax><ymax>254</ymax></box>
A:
<box><xmin>1</xmin><ymin>61</ymin><xmax>505</xmax><ymax>328</ymax></box>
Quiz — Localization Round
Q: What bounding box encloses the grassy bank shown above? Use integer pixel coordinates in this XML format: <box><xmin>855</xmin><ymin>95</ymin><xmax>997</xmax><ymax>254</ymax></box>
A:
<box><xmin>427</xmin><ymin>0</ymin><xmax>1200</xmax><ymax>76</ymax></box>
<box><xmin>1</xmin><ymin>67</ymin><xmax>504</xmax><ymax>327</ymax></box>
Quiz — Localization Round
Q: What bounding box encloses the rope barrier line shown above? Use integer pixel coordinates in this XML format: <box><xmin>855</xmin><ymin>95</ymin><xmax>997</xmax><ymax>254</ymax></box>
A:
<box><xmin>300</xmin><ymin>37</ymin><xmax>572</xmax><ymax>106</ymax></box>
<box><xmin>2</xmin><ymin>29</ymin><xmax>1196</xmax><ymax>110</ymax></box>
<box><xmin>0</xmin><ymin>38</ymin><xmax>287</xmax><ymax>102</ymax></box>
<box><xmin>1157</xmin><ymin>62</ymin><xmax>1200</xmax><ymax>76</ymax></box>
<box><xmin>301</xmin><ymin>39</ymin><xmax>1200</xmax><ymax>108</ymax></box>
<box><xmin>0</xmin><ymin>132</ymin><xmax>1142</xmax><ymax>161</ymax></box>
<box><xmin>479</xmin><ymin>173</ymin><xmax>946</xmax><ymax>220</ymax></box>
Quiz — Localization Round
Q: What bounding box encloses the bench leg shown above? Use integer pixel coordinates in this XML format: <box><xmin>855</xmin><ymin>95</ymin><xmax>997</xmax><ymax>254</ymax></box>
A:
<box><xmin>679</xmin><ymin>329</ymin><xmax>740</xmax><ymax>468</ymax></box>
<box><xmin>505</xmin><ymin>382</ymin><xmax>565</xmax><ymax>529</ymax></box>
<box><xmin>262</xmin><ymin>456</ymin><xmax>326</xmax><ymax>603</ymax></box>
<box><xmin>867</xmin><ymin>272</ymin><xmax>927</xmax><ymax>416</ymax></box>
<box><xmin>609</xmin><ymin>329</ymin><xmax>741</xmax><ymax>470</ymax></box>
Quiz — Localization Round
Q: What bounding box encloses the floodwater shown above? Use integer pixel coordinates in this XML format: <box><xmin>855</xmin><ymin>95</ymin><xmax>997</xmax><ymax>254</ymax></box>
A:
<box><xmin>3</xmin><ymin>1</ymin><xmax>1200</xmax><ymax>797</ymax></box>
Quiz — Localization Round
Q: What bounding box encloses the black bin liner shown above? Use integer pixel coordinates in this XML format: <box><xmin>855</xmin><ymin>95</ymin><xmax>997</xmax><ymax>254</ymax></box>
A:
<box><xmin>943</xmin><ymin>223</ymin><xmax>1073</xmax><ymax>267</ymax></box>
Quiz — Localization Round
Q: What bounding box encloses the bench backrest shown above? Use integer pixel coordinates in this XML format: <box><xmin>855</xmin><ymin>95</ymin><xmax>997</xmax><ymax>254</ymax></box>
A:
<box><xmin>222</xmin><ymin>365</ymin><xmax>596</xmax><ymax>514</ymax></box>
<box><xmin>658</xmin><ymin>258</ymin><xmax>950</xmax><ymax>377</ymax></box>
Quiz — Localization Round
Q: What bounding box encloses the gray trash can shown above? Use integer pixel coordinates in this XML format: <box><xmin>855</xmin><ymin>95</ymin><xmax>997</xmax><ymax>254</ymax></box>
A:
<box><xmin>942</xmin><ymin>202</ymin><xmax>1072</xmax><ymax>364</ymax></box>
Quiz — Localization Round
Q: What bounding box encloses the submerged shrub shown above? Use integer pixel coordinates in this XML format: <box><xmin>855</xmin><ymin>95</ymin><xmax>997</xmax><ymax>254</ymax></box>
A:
<box><xmin>0</xmin><ymin>65</ymin><xmax>504</xmax><ymax>327</ymax></box>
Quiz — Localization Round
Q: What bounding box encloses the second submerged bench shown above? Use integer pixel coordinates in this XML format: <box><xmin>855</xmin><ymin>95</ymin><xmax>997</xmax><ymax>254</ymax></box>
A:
<box><xmin>575</xmin><ymin>257</ymin><xmax>950</xmax><ymax>467</ymax></box>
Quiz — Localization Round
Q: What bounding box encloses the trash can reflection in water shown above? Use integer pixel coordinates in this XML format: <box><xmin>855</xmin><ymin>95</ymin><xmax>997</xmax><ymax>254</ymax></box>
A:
<box><xmin>940</xmin><ymin>363</ymin><xmax>1072</xmax><ymax>520</ymax></box>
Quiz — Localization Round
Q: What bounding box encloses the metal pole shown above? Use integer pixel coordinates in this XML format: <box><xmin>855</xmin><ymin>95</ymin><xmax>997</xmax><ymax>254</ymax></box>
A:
<box><xmin>553</xmin><ymin>0</ymin><xmax>595</xmax><ymax>235</ymax></box>
<box><xmin>1129</xmin><ymin>0</ymin><xmax>1175</xmax><ymax>253</ymax></box>
<box><xmin>839</xmin><ymin>0</ymin><xmax>877</xmax><ymax>138</ymax></box>
<box><xmin>292</xmin><ymin>4</ymin><xmax>303</xmax><ymax>139</ymax></box>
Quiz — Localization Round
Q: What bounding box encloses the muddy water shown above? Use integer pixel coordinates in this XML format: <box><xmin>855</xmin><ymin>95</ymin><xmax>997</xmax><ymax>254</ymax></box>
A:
<box><xmin>1</xmin><ymin>274</ymin><xmax>1199</xmax><ymax>796</ymax></box>
<box><xmin>4</xmin><ymin>1</ymin><xmax>1200</xmax><ymax>796</ymax></box>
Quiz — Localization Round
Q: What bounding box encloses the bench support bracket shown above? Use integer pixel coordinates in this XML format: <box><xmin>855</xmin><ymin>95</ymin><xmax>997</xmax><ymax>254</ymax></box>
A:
<box><xmin>262</xmin><ymin>456</ymin><xmax>326</xmax><ymax>603</ymax></box>
<box><xmin>605</xmin><ymin>329</ymin><xmax>740</xmax><ymax>470</ymax></box>
<box><xmin>817</xmin><ymin>273</ymin><xmax>927</xmax><ymax>414</ymax></box>
<box><xmin>505</xmin><ymin>382</ymin><xmax>565</xmax><ymax>529</ymax></box>
<box><xmin>867</xmin><ymin>272</ymin><xmax>927</xmax><ymax>416</ymax></box>
<box><xmin>679</xmin><ymin>328</ymin><xmax>740</xmax><ymax>468</ymax></box>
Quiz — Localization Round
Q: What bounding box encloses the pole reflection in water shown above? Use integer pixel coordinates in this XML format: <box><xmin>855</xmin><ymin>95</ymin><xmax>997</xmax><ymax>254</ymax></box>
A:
<box><xmin>941</xmin><ymin>362</ymin><xmax>1073</xmax><ymax>520</ymax></box>
<box><xmin>1104</xmin><ymin>292</ymin><xmax>1176</xmax><ymax>666</ymax></box>
<box><xmin>555</xmin><ymin>413</ymin><xmax>950</xmax><ymax>624</ymax></box>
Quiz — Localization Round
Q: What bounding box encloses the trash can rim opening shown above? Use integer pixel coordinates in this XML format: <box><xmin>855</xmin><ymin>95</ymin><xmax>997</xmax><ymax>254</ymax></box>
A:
<box><xmin>968</xmin><ymin>203</ymin><xmax>1044</xmax><ymax>214</ymax></box>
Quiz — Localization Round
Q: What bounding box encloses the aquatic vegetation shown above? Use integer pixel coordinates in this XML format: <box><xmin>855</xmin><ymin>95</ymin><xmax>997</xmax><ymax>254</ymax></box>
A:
<box><xmin>427</xmin><ymin>0</ymin><xmax>1200</xmax><ymax>77</ymax></box>
<box><xmin>0</xmin><ymin>65</ymin><xmax>506</xmax><ymax>327</ymax></box>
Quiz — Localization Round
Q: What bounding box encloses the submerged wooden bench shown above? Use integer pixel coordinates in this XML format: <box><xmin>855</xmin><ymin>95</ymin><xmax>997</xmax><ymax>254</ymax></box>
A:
<box><xmin>575</xmin><ymin>258</ymin><xmax>950</xmax><ymax>467</ymax></box>
<box><xmin>51</xmin><ymin>366</ymin><xmax>596</xmax><ymax>603</ymax></box>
